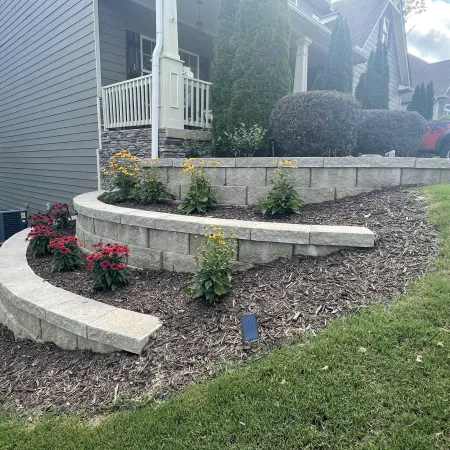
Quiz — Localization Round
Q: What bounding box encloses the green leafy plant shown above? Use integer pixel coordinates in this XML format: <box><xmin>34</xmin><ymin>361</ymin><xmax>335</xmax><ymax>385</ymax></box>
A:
<box><xmin>182</xmin><ymin>134</ymin><xmax>215</xmax><ymax>158</ymax></box>
<box><xmin>86</xmin><ymin>243</ymin><xmax>131</xmax><ymax>291</ymax></box>
<box><xmin>178</xmin><ymin>159</ymin><xmax>219</xmax><ymax>214</ymax></box>
<box><xmin>26</xmin><ymin>225</ymin><xmax>56</xmax><ymax>257</ymax></box>
<box><xmin>183</xmin><ymin>225</ymin><xmax>237</xmax><ymax>304</ymax></box>
<box><xmin>224</xmin><ymin>123</ymin><xmax>267</xmax><ymax>157</ymax></box>
<box><xmin>259</xmin><ymin>160</ymin><xmax>302</xmax><ymax>215</ymax></box>
<box><xmin>135</xmin><ymin>163</ymin><xmax>174</xmax><ymax>204</ymax></box>
<box><xmin>49</xmin><ymin>203</ymin><xmax>71</xmax><ymax>229</ymax></box>
<box><xmin>102</xmin><ymin>150</ymin><xmax>141</xmax><ymax>201</ymax></box>
<box><xmin>49</xmin><ymin>236</ymin><xmax>84</xmax><ymax>272</ymax></box>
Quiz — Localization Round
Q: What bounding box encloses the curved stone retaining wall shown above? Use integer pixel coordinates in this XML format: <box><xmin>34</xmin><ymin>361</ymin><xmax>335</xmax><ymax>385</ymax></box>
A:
<box><xmin>74</xmin><ymin>192</ymin><xmax>375</xmax><ymax>273</ymax></box>
<box><xmin>138</xmin><ymin>157</ymin><xmax>450</xmax><ymax>205</ymax></box>
<box><xmin>0</xmin><ymin>229</ymin><xmax>161</xmax><ymax>354</ymax></box>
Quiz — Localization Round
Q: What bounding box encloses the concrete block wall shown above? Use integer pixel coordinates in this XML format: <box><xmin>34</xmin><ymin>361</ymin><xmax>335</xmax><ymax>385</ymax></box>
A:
<box><xmin>74</xmin><ymin>192</ymin><xmax>375</xmax><ymax>273</ymax></box>
<box><xmin>139</xmin><ymin>157</ymin><xmax>450</xmax><ymax>206</ymax></box>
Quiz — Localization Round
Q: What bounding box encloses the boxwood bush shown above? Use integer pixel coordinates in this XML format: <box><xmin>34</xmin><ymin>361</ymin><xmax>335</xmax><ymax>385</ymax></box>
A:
<box><xmin>270</xmin><ymin>91</ymin><xmax>361</xmax><ymax>157</ymax></box>
<box><xmin>357</xmin><ymin>110</ymin><xmax>427</xmax><ymax>157</ymax></box>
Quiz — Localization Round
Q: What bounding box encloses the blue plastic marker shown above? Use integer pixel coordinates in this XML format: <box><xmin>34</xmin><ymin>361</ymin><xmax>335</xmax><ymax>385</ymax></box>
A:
<box><xmin>240</xmin><ymin>313</ymin><xmax>259</xmax><ymax>342</ymax></box>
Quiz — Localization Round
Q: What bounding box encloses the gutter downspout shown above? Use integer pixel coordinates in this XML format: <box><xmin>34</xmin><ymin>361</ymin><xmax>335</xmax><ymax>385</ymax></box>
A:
<box><xmin>151</xmin><ymin>0</ymin><xmax>163</xmax><ymax>159</ymax></box>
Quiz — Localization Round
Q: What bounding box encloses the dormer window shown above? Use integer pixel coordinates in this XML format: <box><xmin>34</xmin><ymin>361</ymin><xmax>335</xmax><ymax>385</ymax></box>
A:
<box><xmin>382</xmin><ymin>18</ymin><xmax>390</xmax><ymax>45</ymax></box>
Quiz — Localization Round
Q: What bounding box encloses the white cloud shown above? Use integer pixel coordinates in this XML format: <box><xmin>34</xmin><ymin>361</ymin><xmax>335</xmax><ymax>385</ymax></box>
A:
<box><xmin>407</xmin><ymin>0</ymin><xmax>450</xmax><ymax>62</ymax></box>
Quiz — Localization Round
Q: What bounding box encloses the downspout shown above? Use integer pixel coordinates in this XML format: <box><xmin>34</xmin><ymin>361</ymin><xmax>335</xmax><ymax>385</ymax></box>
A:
<box><xmin>151</xmin><ymin>0</ymin><xmax>163</xmax><ymax>159</ymax></box>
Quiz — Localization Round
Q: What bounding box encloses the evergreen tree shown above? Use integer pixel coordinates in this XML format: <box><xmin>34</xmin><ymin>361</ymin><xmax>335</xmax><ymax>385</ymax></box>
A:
<box><xmin>407</xmin><ymin>84</ymin><xmax>421</xmax><ymax>114</ymax></box>
<box><xmin>228</xmin><ymin>0</ymin><xmax>292</xmax><ymax>132</ymax></box>
<box><xmin>323</xmin><ymin>17</ymin><xmax>353</xmax><ymax>93</ymax></box>
<box><xmin>408</xmin><ymin>82</ymin><xmax>434</xmax><ymax>119</ymax></box>
<box><xmin>312</xmin><ymin>72</ymin><xmax>326</xmax><ymax>90</ymax></box>
<box><xmin>355</xmin><ymin>72</ymin><xmax>367</xmax><ymax>102</ymax></box>
<box><xmin>211</xmin><ymin>0</ymin><xmax>239</xmax><ymax>140</ymax></box>
<box><xmin>426</xmin><ymin>81</ymin><xmax>435</xmax><ymax>120</ymax></box>
<box><xmin>360</xmin><ymin>41</ymin><xmax>390</xmax><ymax>109</ymax></box>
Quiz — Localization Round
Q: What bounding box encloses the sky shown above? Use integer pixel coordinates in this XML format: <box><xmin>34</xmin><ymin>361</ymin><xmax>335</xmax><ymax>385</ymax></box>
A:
<box><xmin>406</xmin><ymin>0</ymin><xmax>450</xmax><ymax>62</ymax></box>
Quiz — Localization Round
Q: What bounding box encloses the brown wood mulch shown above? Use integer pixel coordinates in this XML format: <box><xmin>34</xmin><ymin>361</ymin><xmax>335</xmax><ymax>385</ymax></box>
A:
<box><xmin>0</xmin><ymin>188</ymin><xmax>438</xmax><ymax>415</ymax></box>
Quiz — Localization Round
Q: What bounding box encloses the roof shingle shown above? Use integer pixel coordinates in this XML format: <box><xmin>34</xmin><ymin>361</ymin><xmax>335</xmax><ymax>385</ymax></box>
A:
<box><xmin>333</xmin><ymin>0</ymin><xmax>389</xmax><ymax>47</ymax></box>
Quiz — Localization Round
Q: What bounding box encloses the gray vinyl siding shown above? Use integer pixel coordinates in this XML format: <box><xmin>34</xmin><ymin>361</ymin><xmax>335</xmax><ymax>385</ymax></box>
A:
<box><xmin>99</xmin><ymin>0</ymin><xmax>214</xmax><ymax>87</ymax></box>
<box><xmin>352</xmin><ymin>6</ymin><xmax>402</xmax><ymax>110</ymax></box>
<box><xmin>0</xmin><ymin>0</ymin><xmax>98</xmax><ymax>213</ymax></box>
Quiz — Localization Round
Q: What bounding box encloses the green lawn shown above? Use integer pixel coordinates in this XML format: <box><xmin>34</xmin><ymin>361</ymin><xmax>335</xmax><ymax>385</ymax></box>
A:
<box><xmin>2</xmin><ymin>185</ymin><xmax>450</xmax><ymax>450</ymax></box>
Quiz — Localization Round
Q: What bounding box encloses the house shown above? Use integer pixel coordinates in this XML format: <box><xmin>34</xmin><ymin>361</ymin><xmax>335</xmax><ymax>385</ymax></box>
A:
<box><xmin>401</xmin><ymin>54</ymin><xmax>450</xmax><ymax>119</ymax></box>
<box><xmin>0</xmin><ymin>0</ymin><xmax>410</xmax><ymax>212</ymax></box>
<box><xmin>334</xmin><ymin>0</ymin><xmax>412</xmax><ymax>110</ymax></box>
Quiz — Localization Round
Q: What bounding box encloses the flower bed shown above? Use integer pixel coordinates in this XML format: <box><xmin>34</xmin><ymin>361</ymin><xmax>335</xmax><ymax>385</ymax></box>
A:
<box><xmin>5</xmin><ymin>188</ymin><xmax>436</xmax><ymax>413</ymax></box>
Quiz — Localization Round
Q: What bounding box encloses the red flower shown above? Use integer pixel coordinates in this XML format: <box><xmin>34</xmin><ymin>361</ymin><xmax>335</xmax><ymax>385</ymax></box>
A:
<box><xmin>117</xmin><ymin>263</ymin><xmax>125</xmax><ymax>269</ymax></box>
<box><xmin>110</xmin><ymin>263</ymin><xmax>119</xmax><ymax>271</ymax></box>
<box><xmin>100</xmin><ymin>260</ymin><xmax>110</xmax><ymax>269</ymax></box>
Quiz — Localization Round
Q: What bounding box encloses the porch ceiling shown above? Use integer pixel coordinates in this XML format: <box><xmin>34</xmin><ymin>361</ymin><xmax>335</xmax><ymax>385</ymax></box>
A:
<box><xmin>129</xmin><ymin>0</ymin><xmax>366</xmax><ymax>64</ymax></box>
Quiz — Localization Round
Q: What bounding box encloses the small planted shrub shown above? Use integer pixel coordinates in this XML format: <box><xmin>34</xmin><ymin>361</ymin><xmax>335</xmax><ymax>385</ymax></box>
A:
<box><xmin>49</xmin><ymin>203</ymin><xmax>71</xmax><ymax>229</ymax></box>
<box><xmin>357</xmin><ymin>110</ymin><xmax>428</xmax><ymax>157</ymax></box>
<box><xmin>26</xmin><ymin>225</ymin><xmax>56</xmax><ymax>257</ymax></box>
<box><xmin>182</xmin><ymin>135</ymin><xmax>215</xmax><ymax>158</ymax></box>
<box><xmin>178</xmin><ymin>159</ymin><xmax>219</xmax><ymax>214</ymax></box>
<box><xmin>224</xmin><ymin>123</ymin><xmax>267</xmax><ymax>157</ymax></box>
<box><xmin>28</xmin><ymin>212</ymin><xmax>52</xmax><ymax>227</ymax></box>
<box><xmin>136</xmin><ymin>163</ymin><xmax>174</xmax><ymax>204</ymax></box>
<box><xmin>183</xmin><ymin>226</ymin><xmax>237</xmax><ymax>304</ymax></box>
<box><xmin>86</xmin><ymin>243</ymin><xmax>130</xmax><ymax>291</ymax></box>
<box><xmin>271</xmin><ymin>91</ymin><xmax>361</xmax><ymax>157</ymax></box>
<box><xmin>259</xmin><ymin>160</ymin><xmax>302</xmax><ymax>215</ymax></box>
<box><xmin>103</xmin><ymin>150</ymin><xmax>141</xmax><ymax>201</ymax></box>
<box><xmin>49</xmin><ymin>236</ymin><xmax>84</xmax><ymax>272</ymax></box>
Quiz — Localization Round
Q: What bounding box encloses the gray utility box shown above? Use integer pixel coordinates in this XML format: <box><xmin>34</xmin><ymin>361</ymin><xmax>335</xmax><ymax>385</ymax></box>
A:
<box><xmin>0</xmin><ymin>208</ymin><xmax>28</xmax><ymax>243</ymax></box>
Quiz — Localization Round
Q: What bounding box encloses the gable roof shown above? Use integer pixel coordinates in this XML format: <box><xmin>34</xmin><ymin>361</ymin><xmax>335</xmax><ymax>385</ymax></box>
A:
<box><xmin>403</xmin><ymin>55</ymin><xmax>450</xmax><ymax>102</ymax></box>
<box><xmin>333</xmin><ymin>0</ymin><xmax>389</xmax><ymax>47</ymax></box>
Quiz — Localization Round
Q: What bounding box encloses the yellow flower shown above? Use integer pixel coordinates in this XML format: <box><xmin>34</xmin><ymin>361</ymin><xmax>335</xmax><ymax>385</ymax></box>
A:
<box><xmin>274</xmin><ymin>168</ymin><xmax>280</xmax><ymax>173</ymax></box>
<box><xmin>103</xmin><ymin>169</ymin><xmax>109</xmax><ymax>175</ymax></box>
<box><xmin>135</xmin><ymin>184</ymin><xmax>141</xmax><ymax>188</ymax></box>
<box><xmin>199</xmin><ymin>160</ymin><xmax>205</xmax><ymax>165</ymax></box>
<box><xmin>215</xmin><ymin>161</ymin><xmax>220</xmax><ymax>165</ymax></box>
<box><xmin>219</xmin><ymin>240</ymin><xmax>226</xmax><ymax>245</ymax></box>
<box><xmin>207</xmin><ymin>162</ymin><xmax>213</xmax><ymax>167</ymax></box>
<box><xmin>272</xmin><ymin>160</ymin><xmax>277</xmax><ymax>165</ymax></box>
<box><xmin>148</xmin><ymin>178</ymin><xmax>154</xmax><ymax>182</ymax></box>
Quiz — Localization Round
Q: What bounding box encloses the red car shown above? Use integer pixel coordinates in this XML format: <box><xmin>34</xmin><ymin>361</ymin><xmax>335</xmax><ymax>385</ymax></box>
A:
<box><xmin>423</xmin><ymin>119</ymin><xmax>450</xmax><ymax>158</ymax></box>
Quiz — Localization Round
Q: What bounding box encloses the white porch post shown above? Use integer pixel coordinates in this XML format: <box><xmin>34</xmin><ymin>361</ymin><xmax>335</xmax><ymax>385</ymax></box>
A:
<box><xmin>293</xmin><ymin>36</ymin><xmax>312</xmax><ymax>93</ymax></box>
<box><xmin>159</xmin><ymin>0</ymin><xmax>184</xmax><ymax>130</ymax></box>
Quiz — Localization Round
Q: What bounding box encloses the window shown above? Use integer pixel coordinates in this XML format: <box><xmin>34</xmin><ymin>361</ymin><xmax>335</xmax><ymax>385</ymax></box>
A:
<box><xmin>382</xmin><ymin>18</ymin><xmax>390</xmax><ymax>45</ymax></box>
<box><xmin>179</xmin><ymin>50</ymin><xmax>200</xmax><ymax>79</ymax></box>
<box><xmin>140</xmin><ymin>36</ymin><xmax>200</xmax><ymax>79</ymax></box>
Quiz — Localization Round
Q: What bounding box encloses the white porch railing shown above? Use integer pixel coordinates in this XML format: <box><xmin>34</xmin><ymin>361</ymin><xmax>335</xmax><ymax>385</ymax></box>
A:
<box><xmin>102</xmin><ymin>75</ymin><xmax>152</xmax><ymax>129</ymax></box>
<box><xmin>183</xmin><ymin>77</ymin><xmax>212</xmax><ymax>129</ymax></box>
<box><xmin>101</xmin><ymin>74</ymin><xmax>213</xmax><ymax>130</ymax></box>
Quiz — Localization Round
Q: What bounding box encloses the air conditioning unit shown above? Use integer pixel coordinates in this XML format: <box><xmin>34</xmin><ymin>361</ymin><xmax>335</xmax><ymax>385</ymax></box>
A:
<box><xmin>0</xmin><ymin>208</ymin><xmax>28</xmax><ymax>243</ymax></box>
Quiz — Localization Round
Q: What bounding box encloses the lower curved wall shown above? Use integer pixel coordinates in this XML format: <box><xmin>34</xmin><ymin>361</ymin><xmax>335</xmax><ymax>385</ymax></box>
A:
<box><xmin>74</xmin><ymin>192</ymin><xmax>375</xmax><ymax>272</ymax></box>
<box><xmin>0</xmin><ymin>229</ymin><xmax>162</xmax><ymax>354</ymax></box>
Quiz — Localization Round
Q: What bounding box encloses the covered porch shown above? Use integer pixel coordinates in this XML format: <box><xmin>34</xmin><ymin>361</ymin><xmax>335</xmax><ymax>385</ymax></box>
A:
<box><xmin>98</xmin><ymin>0</ymin><xmax>366</xmax><ymax>131</ymax></box>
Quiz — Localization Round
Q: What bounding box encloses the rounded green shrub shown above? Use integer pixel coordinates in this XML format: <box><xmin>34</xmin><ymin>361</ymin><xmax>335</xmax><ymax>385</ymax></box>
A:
<box><xmin>357</xmin><ymin>110</ymin><xmax>427</xmax><ymax>157</ymax></box>
<box><xmin>270</xmin><ymin>91</ymin><xmax>361</xmax><ymax>157</ymax></box>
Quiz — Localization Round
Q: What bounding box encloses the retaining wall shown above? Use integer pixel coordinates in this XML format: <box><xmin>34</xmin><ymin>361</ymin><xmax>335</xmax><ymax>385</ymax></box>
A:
<box><xmin>74</xmin><ymin>192</ymin><xmax>375</xmax><ymax>273</ymax></box>
<box><xmin>0</xmin><ymin>229</ymin><xmax>162</xmax><ymax>354</ymax></box>
<box><xmin>137</xmin><ymin>157</ymin><xmax>450</xmax><ymax>205</ymax></box>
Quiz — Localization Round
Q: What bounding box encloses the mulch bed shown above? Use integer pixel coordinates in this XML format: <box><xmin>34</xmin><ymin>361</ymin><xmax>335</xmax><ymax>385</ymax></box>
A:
<box><xmin>0</xmin><ymin>188</ymin><xmax>438</xmax><ymax>415</ymax></box>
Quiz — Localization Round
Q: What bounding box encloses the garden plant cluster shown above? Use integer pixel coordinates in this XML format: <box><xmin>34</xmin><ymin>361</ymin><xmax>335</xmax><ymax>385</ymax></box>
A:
<box><xmin>26</xmin><ymin>204</ymin><xmax>131</xmax><ymax>292</ymax></box>
<box><xmin>100</xmin><ymin>152</ymin><xmax>304</xmax><ymax>302</ymax></box>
